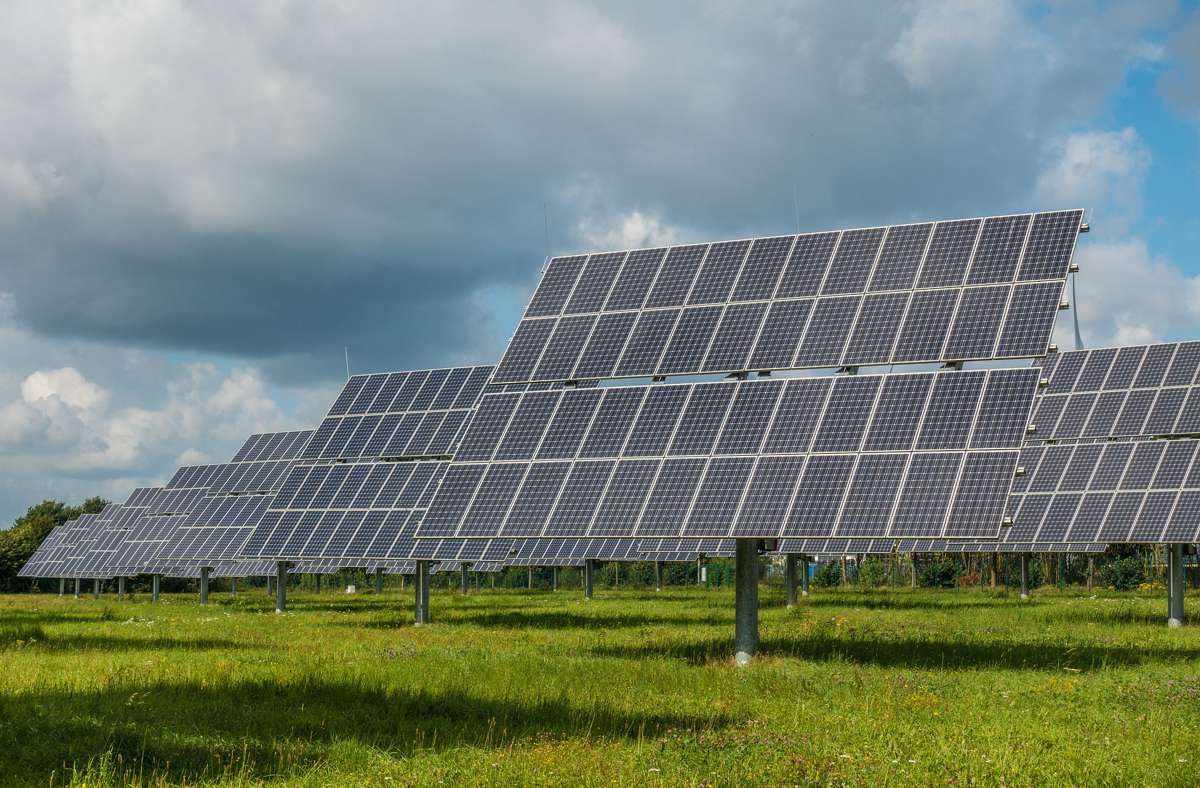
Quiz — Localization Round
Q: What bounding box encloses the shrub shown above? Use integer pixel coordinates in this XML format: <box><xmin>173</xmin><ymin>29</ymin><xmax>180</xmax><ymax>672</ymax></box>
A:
<box><xmin>813</xmin><ymin>560</ymin><xmax>841</xmax><ymax>587</ymax></box>
<box><xmin>919</xmin><ymin>557</ymin><xmax>961</xmax><ymax>588</ymax></box>
<box><xmin>857</xmin><ymin>557</ymin><xmax>887</xmax><ymax>587</ymax></box>
<box><xmin>1100</xmin><ymin>557</ymin><xmax>1145</xmax><ymax>591</ymax></box>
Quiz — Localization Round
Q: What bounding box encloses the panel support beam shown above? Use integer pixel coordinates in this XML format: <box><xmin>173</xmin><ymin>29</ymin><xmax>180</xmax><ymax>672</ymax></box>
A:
<box><xmin>275</xmin><ymin>562</ymin><xmax>287</xmax><ymax>614</ymax></box>
<box><xmin>785</xmin><ymin>554</ymin><xmax>798</xmax><ymax>608</ymax></box>
<box><xmin>199</xmin><ymin>567</ymin><xmax>210</xmax><ymax>606</ymax></box>
<box><xmin>1169</xmin><ymin>544</ymin><xmax>1185</xmax><ymax>628</ymax></box>
<box><xmin>734</xmin><ymin>538</ymin><xmax>759</xmax><ymax>666</ymax></box>
<box><xmin>414</xmin><ymin>561</ymin><xmax>431</xmax><ymax>625</ymax></box>
<box><xmin>1020</xmin><ymin>554</ymin><xmax>1030</xmax><ymax>600</ymax></box>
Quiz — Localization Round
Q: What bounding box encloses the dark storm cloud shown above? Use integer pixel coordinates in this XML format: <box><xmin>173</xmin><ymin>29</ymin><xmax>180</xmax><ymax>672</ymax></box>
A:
<box><xmin>0</xmin><ymin>1</ymin><xmax>1175</xmax><ymax>382</ymax></box>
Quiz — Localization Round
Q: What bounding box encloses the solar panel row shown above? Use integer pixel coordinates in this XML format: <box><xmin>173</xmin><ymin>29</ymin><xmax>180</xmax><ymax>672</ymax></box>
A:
<box><xmin>1010</xmin><ymin>437</ymin><xmax>1200</xmax><ymax>543</ymax></box>
<box><xmin>494</xmin><ymin>211</ymin><xmax>1082</xmax><ymax>384</ymax></box>
<box><xmin>420</xmin><ymin>369</ymin><xmax>1039</xmax><ymax>541</ymax></box>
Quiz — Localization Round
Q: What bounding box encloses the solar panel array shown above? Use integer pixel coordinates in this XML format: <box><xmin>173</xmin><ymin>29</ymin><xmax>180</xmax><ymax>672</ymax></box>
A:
<box><xmin>1029</xmin><ymin>342</ymin><xmax>1200</xmax><ymax>442</ymax></box>
<box><xmin>68</xmin><ymin>494</ymin><xmax>156</xmax><ymax>576</ymax></box>
<box><xmin>51</xmin><ymin>514</ymin><xmax>106</xmax><ymax>579</ymax></box>
<box><xmin>301</xmin><ymin>366</ymin><xmax>494</xmax><ymax>462</ymax></box>
<box><xmin>243</xmin><ymin>366</ymin><xmax>526</xmax><ymax>569</ymax></box>
<box><xmin>639</xmin><ymin>538</ymin><xmax>735</xmax><ymax>561</ymax></box>
<box><xmin>17</xmin><ymin>525</ymin><xmax>72</xmax><ymax>577</ymax></box>
<box><xmin>493</xmin><ymin>211</ymin><xmax>1082</xmax><ymax>384</ymax></box>
<box><xmin>150</xmin><ymin>431</ymin><xmax>315</xmax><ymax>569</ymax></box>
<box><xmin>503</xmin><ymin>538</ymin><xmax>645</xmax><ymax>566</ymax></box>
<box><xmin>777</xmin><ymin>537</ymin><xmax>1106</xmax><ymax>555</ymax></box>
<box><xmin>419</xmin><ymin>368</ymin><xmax>1040</xmax><ymax>541</ymax></box>
<box><xmin>1007</xmin><ymin>437</ymin><xmax>1200</xmax><ymax>543</ymax></box>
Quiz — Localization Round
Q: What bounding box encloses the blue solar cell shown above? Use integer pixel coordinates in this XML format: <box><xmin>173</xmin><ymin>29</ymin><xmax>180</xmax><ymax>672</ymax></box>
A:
<box><xmin>494</xmin><ymin>392</ymin><xmax>559</xmax><ymax>461</ymax></box>
<box><xmin>636</xmin><ymin>458</ymin><xmax>707</xmax><ymax>536</ymax></box>
<box><xmin>501</xmin><ymin>462</ymin><xmax>571</xmax><ymax>537</ymax></box>
<box><xmin>667</xmin><ymin>382</ymin><xmax>737</xmax><ymax>455</ymax></box>
<box><xmin>781</xmin><ymin>455</ymin><xmax>855</xmax><ymax>537</ymax></box>
<box><xmin>868</xmin><ymin>223</ymin><xmax>932</xmax><ymax>291</ymax></box>
<box><xmin>731</xmin><ymin>236</ymin><xmax>795</xmax><ymax>301</ymax></box>
<box><xmin>914</xmin><ymin>372</ymin><xmax>986</xmax><ymax>450</ymax></box>
<box><xmin>680</xmin><ymin>457</ymin><xmax>755</xmax><ymax>537</ymax></box>
<box><xmin>821</xmin><ymin>228</ymin><xmax>885</xmax><ymax>295</ymax></box>
<box><xmin>793</xmin><ymin>296</ymin><xmax>860</xmax><ymax>367</ymax></box>
<box><xmin>494</xmin><ymin>319</ymin><xmax>555</xmax><ymax>382</ymax></box>
<box><xmin>578</xmin><ymin>388</ymin><xmax>646</xmax><ymax>458</ymax></box>
<box><xmin>715</xmin><ymin>380</ymin><xmax>783</xmax><ymax>455</ymax></box>
<box><xmin>573</xmin><ymin>312</ymin><xmax>637</xmax><ymax>379</ymax></box>
<box><xmin>775</xmin><ymin>232</ymin><xmax>839</xmax><ymax>298</ymax></box>
<box><xmin>966</xmin><ymin>214</ymin><xmax>1030</xmax><ymax>285</ymax></box>
<box><xmin>863</xmin><ymin>374</ymin><xmax>934</xmax><ymax>451</ymax></box>
<box><xmin>689</xmin><ymin>240</ymin><xmax>751</xmax><ymax>304</ymax></box>
<box><xmin>747</xmin><ymin>299</ymin><xmax>812</xmax><ymax>369</ymax></box>
<box><xmin>762</xmin><ymin>378</ymin><xmax>832</xmax><ymax>454</ymax></box>
<box><xmin>590</xmin><ymin>459</ymin><xmax>660</xmax><ymax>536</ymax></box>
<box><xmin>843</xmin><ymin>291</ymin><xmax>909</xmax><ymax>365</ymax></box>
<box><xmin>454</xmin><ymin>393</ymin><xmax>520</xmax><ymax>461</ymax></box>
<box><xmin>604</xmin><ymin>248</ymin><xmax>668</xmax><ymax>311</ymax></box>
<box><xmin>891</xmin><ymin>289</ymin><xmax>958</xmax><ymax>362</ymax></box>
<box><xmin>527</xmin><ymin>255</ymin><xmax>586</xmax><ymax>317</ymax></box>
<box><xmin>458</xmin><ymin>464</ymin><xmax>528</xmax><ymax>537</ymax></box>
<box><xmin>646</xmin><ymin>244</ymin><xmax>707</xmax><ymax>308</ymax></box>
<box><xmin>543</xmin><ymin>461</ymin><xmax>616</xmax><ymax>535</ymax></box>
<box><xmin>836</xmin><ymin>454</ymin><xmax>907</xmax><ymax>537</ymax></box>
<box><xmin>916</xmin><ymin>219</ymin><xmax>981</xmax><ymax>288</ymax></box>
<box><xmin>702</xmin><ymin>303</ymin><xmax>768</xmax><ymax>372</ymax></box>
<box><xmin>657</xmin><ymin>306</ymin><xmax>722</xmax><ymax>374</ymax></box>
<box><xmin>995</xmin><ymin>281</ymin><xmax>1062</xmax><ymax>357</ymax></box>
<box><xmin>535</xmin><ymin>389</ymin><xmax>604</xmax><ymax>460</ymax></box>
<box><xmin>889</xmin><ymin>453</ymin><xmax>962</xmax><ymax>537</ymax></box>
<box><xmin>1016</xmin><ymin>210</ymin><xmax>1083</xmax><ymax>281</ymax></box>
<box><xmin>943</xmin><ymin>451</ymin><xmax>1017</xmax><ymax>537</ymax></box>
<box><xmin>614</xmin><ymin>310</ymin><xmax>678</xmax><ymax>377</ymax></box>
<box><xmin>565</xmin><ymin>252</ymin><xmax>626</xmax><ymax>314</ymax></box>
<box><xmin>624</xmin><ymin>385</ymin><xmax>690</xmax><ymax>457</ymax></box>
<box><xmin>942</xmin><ymin>285</ymin><xmax>1008</xmax><ymax>360</ymax></box>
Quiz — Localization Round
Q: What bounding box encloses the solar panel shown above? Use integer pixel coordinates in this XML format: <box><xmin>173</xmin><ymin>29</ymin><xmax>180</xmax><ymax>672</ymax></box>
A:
<box><xmin>417</xmin><ymin>368</ymin><xmax>1040</xmax><ymax>541</ymax></box>
<box><xmin>491</xmin><ymin>211</ymin><xmax>1082</xmax><ymax>384</ymax></box>
<box><xmin>301</xmin><ymin>366</ymin><xmax>494</xmax><ymax>462</ymax></box>
<box><xmin>1030</xmin><ymin>342</ymin><xmax>1200</xmax><ymax>443</ymax></box>
<box><xmin>1009</xmin><ymin>434</ymin><xmax>1200</xmax><ymax>542</ymax></box>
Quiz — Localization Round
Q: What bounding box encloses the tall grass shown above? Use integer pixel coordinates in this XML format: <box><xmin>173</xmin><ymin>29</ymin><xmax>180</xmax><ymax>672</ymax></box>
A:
<box><xmin>0</xmin><ymin>585</ymin><xmax>1197</xmax><ymax>785</ymax></box>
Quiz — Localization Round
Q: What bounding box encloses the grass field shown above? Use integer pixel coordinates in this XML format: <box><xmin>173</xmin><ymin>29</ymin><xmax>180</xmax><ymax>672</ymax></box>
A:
<box><xmin>1</xmin><ymin>581</ymin><xmax>1199</xmax><ymax>786</ymax></box>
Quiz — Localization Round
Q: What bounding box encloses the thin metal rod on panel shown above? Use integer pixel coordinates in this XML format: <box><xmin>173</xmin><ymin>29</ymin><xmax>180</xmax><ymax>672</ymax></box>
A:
<box><xmin>344</xmin><ymin>347</ymin><xmax>351</xmax><ymax>381</ymax></box>
<box><xmin>1071</xmin><ymin>273</ymin><xmax>1084</xmax><ymax>351</ymax></box>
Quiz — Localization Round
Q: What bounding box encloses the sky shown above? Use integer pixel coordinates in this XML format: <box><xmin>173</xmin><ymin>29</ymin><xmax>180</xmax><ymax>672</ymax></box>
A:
<box><xmin>0</xmin><ymin>0</ymin><xmax>1199</xmax><ymax>524</ymax></box>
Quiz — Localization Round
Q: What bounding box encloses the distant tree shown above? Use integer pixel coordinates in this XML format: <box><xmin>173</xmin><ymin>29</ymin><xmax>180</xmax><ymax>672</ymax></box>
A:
<box><xmin>0</xmin><ymin>497</ymin><xmax>109</xmax><ymax>592</ymax></box>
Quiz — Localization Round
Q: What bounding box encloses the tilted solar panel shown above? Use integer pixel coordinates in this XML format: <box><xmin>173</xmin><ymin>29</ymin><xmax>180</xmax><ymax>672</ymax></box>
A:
<box><xmin>1030</xmin><ymin>342</ymin><xmax>1200</xmax><ymax>443</ymax></box>
<box><xmin>417</xmin><ymin>368</ymin><xmax>1040</xmax><ymax>542</ymax></box>
<box><xmin>493</xmin><ymin>211</ymin><xmax>1082</xmax><ymax>384</ymax></box>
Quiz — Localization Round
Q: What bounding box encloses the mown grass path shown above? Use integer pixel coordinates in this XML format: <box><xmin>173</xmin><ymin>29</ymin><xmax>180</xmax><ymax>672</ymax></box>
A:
<box><xmin>1</xmin><ymin>585</ymin><xmax>1198</xmax><ymax>785</ymax></box>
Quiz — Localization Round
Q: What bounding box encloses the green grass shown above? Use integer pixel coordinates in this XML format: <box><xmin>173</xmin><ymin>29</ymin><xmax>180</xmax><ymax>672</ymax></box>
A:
<box><xmin>1</xmin><ymin>583</ymin><xmax>1199</xmax><ymax>786</ymax></box>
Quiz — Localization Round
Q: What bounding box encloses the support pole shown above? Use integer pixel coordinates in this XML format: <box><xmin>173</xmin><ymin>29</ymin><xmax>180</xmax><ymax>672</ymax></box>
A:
<box><xmin>801</xmin><ymin>556</ymin><xmax>810</xmax><ymax>597</ymax></box>
<box><xmin>74</xmin><ymin>578</ymin><xmax>81</xmax><ymax>599</ymax></box>
<box><xmin>655</xmin><ymin>561</ymin><xmax>664</xmax><ymax>593</ymax></box>
<box><xmin>314</xmin><ymin>574</ymin><xmax>321</xmax><ymax>595</ymax></box>
<box><xmin>785</xmin><ymin>554</ymin><xmax>798</xmax><ymax>609</ymax></box>
<box><xmin>1058</xmin><ymin>554</ymin><xmax>1066</xmax><ymax>590</ymax></box>
<box><xmin>117</xmin><ymin>576</ymin><xmax>126</xmax><ymax>601</ymax></box>
<box><xmin>552</xmin><ymin>566</ymin><xmax>558</xmax><ymax>591</ymax></box>
<box><xmin>734</xmin><ymin>539</ymin><xmax>759</xmax><ymax>667</ymax></box>
<box><xmin>92</xmin><ymin>579</ymin><xmax>100</xmax><ymax>599</ymax></box>
<box><xmin>1169</xmin><ymin>544</ymin><xmax>1185</xmax><ymax>628</ymax></box>
<box><xmin>199</xmin><ymin>567</ymin><xmax>210</xmax><ymax>605</ymax></box>
<box><xmin>460</xmin><ymin>564</ymin><xmax>470</xmax><ymax>594</ymax></box>
<box><xmin>528</xmin><ymin>566</ymin><xmax>534</xmax><ymax>590</ymax></box>
<box><xmin>990</xmin><ymin>554</ymin><xmax>998</xmax><ymax>590</ymax></box>
<box><xmin>375</xmin><ymin>570</ymin><xmax>384</xmax><ymax>594</ymax></box>
<box><xmin>275</xmin><ymin>562</ymin><xmax>287</xmax><ymax>614</ymax></box>
<box><xmin>1020</xmin><ymin>554</ymin><xmax>1030</xmax><ymax>600</ymax></box>
<box><xmin>414</xmin><ymin>561</ymin><xmax>430</xmax><ymax>625</ymax></box>
<box><xmin>583</xmin><ymin>559</ymin><xmax>594</xmax><ymax>601</ymax></box>
<box><xmin>266</xmin><ymin>575</ymin><xmax>272</xmax><ymax>596</ymax></box>
<box><xmin>1087</xmin><ymin>557</ymin><xmax>1094</xmax><ymax>592</ymax></box>
<box><xmin>152</xmin><ymin>574</ymin><xmax>160</xmax><ymax>603</ymax></box>
<box><xmin>58</xmin><ymin>578</ymin><xmax>65</xmax><ymax>596</ymax></box>
<box><xmin>231</xmin><ymin>578</ymin><xmax>237</xmax><ymax>595</ymax></box>
<box><xmin>697</xmin><ymin>558</ymin><xmax>703</xmax><ymax>586</ymax></box>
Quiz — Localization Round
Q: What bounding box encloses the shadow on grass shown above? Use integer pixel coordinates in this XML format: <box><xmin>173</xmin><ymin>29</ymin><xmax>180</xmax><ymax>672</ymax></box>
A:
<box><xmin>796</xmin><ymin>594</ymin><xmax>1019</xmax><ymax>612</ymax></box>
<box><xmin>589</xmin><ymin>633</ymin><xmax>1200</xmax><ymax>670</ymax></box>
<box><xmin>0</xmin><ymin>678</ymin><xmax>732</xmax><ymax>784</ymax></box>
<box><xmin>329</xmin><ymin>608</ymin><xmax>730</xmax><ymax>631</ymax></box>
<box><xmin>1037</xmin><ymin>605</ymin><xmax>1176</xmax><ymax>627</ymax></box>
<box><xmin>2</xmin><ymin>632</ymin><xmax>257</xmax><ymax>653</ymax></box>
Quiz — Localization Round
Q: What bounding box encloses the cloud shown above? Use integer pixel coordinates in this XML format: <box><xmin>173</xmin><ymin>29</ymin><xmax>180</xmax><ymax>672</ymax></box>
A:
<box><xmin>0</xmin><ymin>0</ymin><xmax>1172</xmax><ymax>384</ymax></box>
<box><xmin>1033</xmin><ymin>128</ymin><xmax>1151</xmax><ymax>236</ymax></box>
